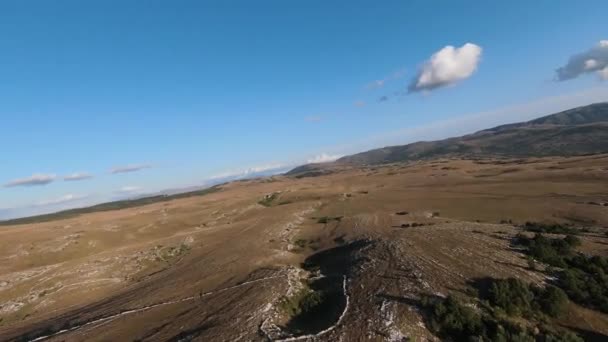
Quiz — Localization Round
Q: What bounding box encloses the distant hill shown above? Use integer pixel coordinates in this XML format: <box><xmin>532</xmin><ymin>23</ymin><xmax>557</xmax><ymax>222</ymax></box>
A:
<box><xmin>288</xmin><ymin>102</ymin><xmax>608</xmax><ymax>173</ymax></box>
<box><xmin>0</xmin><ymin>185</ymin><xmax>221</xmax><ymax>226</ymax></box>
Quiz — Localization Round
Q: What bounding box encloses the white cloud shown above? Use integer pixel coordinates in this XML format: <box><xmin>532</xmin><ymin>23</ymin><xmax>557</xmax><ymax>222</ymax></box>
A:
<box><xmin>585</xmin><ymin>59</ymin><xmax>599</xmax><ymax>70</ymax></box>
<box><xmin>599</xmin><ymin>67</ymin><xmax>608</xmax><ymax>81</ymax></box>
<box><xmin>63</xmin><ymin>172</ymin><xmax>93</xmax><ymax>181</ymax></box>
<box><xmin>36</xmin><ymin>194</ymin><xmax>88</xmax><ymax>206</ymax></box>
<box><xmin>409</xmin><ymin>43</ymin><xmax>482</xmax><ymax>92</ymax></box>
<box><xmin>110</xmin><ymin>164</ymin><xmax>151</xmax><ymax>174</ymax></box>
<box><xmin>117</xmin><ymin>186</ymin><xmax>142</xmax><ymax>193</ymax></box>
<box><xmin>306</xmin><ymin>153</ymin><xmax>343</xmax><ymax>164</ymax></box>
<box><xmin>208</xmin><ymin>163</ymin><xmax>288</xmax><ymax>180</ymax></box>
<box><xmin>4</xmin><ymin>174</ymin><xmax>56</xmax><ymax>187</ymax></box>
<box><xmin>556</xmin><ymin>40</ymin><xmax>608</xmax><ymax>81</ymax></box>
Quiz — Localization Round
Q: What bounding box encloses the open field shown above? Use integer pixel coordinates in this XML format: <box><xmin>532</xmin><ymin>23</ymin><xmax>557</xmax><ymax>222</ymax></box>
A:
<box><xmin>1</xmin><ymin>154</ymin><xmax>608</xmax><ymax>341</ymax></box>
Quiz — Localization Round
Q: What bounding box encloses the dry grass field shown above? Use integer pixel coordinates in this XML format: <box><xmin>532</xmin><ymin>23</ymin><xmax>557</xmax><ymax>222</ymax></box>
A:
<box><xmin>1</xmin><ymin>154</ymin><xmax>608</xmax><ymax>341</ymax></box>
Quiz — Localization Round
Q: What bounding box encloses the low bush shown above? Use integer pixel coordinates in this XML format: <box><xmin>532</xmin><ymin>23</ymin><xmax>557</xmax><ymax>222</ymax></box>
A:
<box><xmin>258</xmin><ymin>192</ymin><xmax>280</xmax><ymax>207</ymax></box>
<box><xmin>279</xmin><ymin>288</ymin><xmax>324</xmax><ymax>317</ymax></box>
<box><xmin>317</xmin><ymin>216</ymin><xmax>343</xmax><ymax>224</ymax></box>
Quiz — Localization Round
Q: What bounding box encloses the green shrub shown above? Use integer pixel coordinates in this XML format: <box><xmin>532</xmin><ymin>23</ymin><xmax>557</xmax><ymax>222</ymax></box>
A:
<box><xmin>537</xmin><ymin>286</ymin><xmax>568</xmax><ymax>318</ymax></box>
<box><xmin>279</xmin><ymin>288</ymin><xmax>324</xmax><ymax>316</ymax></box>
<box><xmin>258</xmin><ymin>192</ymin><xmax>280</xmax><ymax>207</ymax></box>
<box><xmin>488</xmin><ymin>278</ymin><xmax>534</xmax><ymax>316</ymax></box>
<box><xmin>564</xmin><ymin>235</ymin><xmax>581</xmax><ymax>247</ymax></box>
<box><xmin>423</xmin><ymin>296</ymin><xmax>484</xmax><ymax>340</ymax></box>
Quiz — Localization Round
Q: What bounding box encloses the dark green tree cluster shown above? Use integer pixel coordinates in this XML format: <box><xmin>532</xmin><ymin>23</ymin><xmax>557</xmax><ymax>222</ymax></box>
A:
<box><xmin>421</xmin><ymin>295</ymin><xmax>581</xmax><ymax>342</ymax></box>
<box><xmin>560</xmin><ymin>254</ymin><xmax>608</xmax><ymax>313</ymax></box>
<box><xmin>488</xmin><ymin>278</ymin><xmax>568</xmax><ymax>318</ymax></box>
<box><xmin>515</xmin><ymin>233</ymin><xmax>580</xmax><ymax>267</ymax></box>
<box><xmin>515</xmin><ymin>233</ymin><xmax>608</xmax><ymax>314</ymax></box>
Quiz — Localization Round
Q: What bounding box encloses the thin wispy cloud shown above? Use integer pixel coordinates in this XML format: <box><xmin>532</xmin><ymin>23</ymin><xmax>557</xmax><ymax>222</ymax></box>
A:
<box><xmin>409</xmin><ymin>43</ymin><xmax>482</xmax><ymax>93</ymax></box>
<box><xmin>63</xmin><ymin>172</ymin><xmax>93</xmax><ymax>181</ymax></box>
<box><xmin>354</xmin><ymin>100</ymin><xmax>366</xmax><ymax>107</ymax></box>
<box><xmin>116</xmin><ymin>185</ymin><xmax>142</xmax><ymax>194</ymax></box>
<box><xmin>36</xmin><ymin>194</ymin><xmax>88</xmax><ymax>206</ymax></box>
<box><xmin>4</xmin><ymin>174</ymin><xmax>56</xmax><ymax>187</ymax></box>
<box><xmin>305</xmin><ymin>115</ymin><xmax>322</xmax><ymax>122</ymax></box>
<box><xmin>556</xmin><ymin>40</ymin><xmax>608</xmax><ymax>81</ymax></box>
<box><xmin>366</xmin><ymin>68</ymin><xmax>406</xmax><ymax>90</ymax></box>
<box><xmin>110</xmin><ymin>164</ymin><xmax>151</xmax><ymax>174</ymax></box>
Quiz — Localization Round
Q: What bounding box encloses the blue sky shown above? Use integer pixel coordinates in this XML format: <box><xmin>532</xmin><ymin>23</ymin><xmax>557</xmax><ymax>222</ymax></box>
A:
<box><xmin>1</xmin><ymin>1</ymin><xmax>608</xmax><ymax>219</ymax></box>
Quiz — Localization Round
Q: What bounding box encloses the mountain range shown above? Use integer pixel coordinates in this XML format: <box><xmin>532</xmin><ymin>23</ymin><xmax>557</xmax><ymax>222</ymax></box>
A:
<box><xmin>288</xmin><ymin>102</ymin><xmax>608</xmax><ymax>175</ymax></box>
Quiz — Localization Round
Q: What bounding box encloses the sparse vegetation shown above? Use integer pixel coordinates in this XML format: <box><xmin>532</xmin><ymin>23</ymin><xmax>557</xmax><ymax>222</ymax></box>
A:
<box><xmin>316</xmin><ymin>216</ymin><xmax>343</xmax><ymax>224</ymax></box>
<box><xmin>258</xmin><ymin>192</ymin><xmax>280</xmax><ymax>207</ymax></box>
<box><xmin>294</xmin><ymin>239</ymin><xmax>308</xmax><ymax>249</ymax></box>
<box><xmin>522</xmin><ymin>222</ymin><xmax>580</xmax><ymax>235</ymax></box>
<box><xmin>155</xmin><ymin>243</ymin><xmax>191</xmax><ymax>263</ymax></box>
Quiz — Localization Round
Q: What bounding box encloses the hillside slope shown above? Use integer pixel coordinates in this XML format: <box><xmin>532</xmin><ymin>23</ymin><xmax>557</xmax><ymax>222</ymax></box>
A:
<box><xmin>289</xmin><ymin>103</ymin><xmax>608</xmax><ymax>172</ymax></box>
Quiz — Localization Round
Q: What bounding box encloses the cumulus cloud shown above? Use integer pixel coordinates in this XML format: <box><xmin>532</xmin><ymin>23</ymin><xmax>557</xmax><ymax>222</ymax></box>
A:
<box><xmin>306</xmin><ymin>153</ymin><xmax>343</xmax><ymax>164</ymax></box>
<box><xmin>63</xmin><ymin>172</ymin><xmax>93</xmax><ymax>181</ymax></box>
<box><xmin>110</xmin><ymin>164</ymin><xmax>151</xmax><ymax>174</ymax></box>
<box><xmin>556</xmin><ymin>40</ymin><xmax>608</xmax><ymax>81</ymax></box>
<box><xmin>4</xmin><ymin>174</ymin><xmax>56</xmax><ymax>187</ymax></box>
<box><xmin>409</xmin><ymin>43</ymin><xmax>482</xmax><ymax>93</ymax></box>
